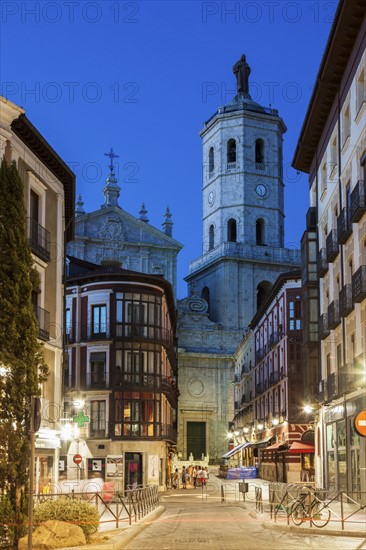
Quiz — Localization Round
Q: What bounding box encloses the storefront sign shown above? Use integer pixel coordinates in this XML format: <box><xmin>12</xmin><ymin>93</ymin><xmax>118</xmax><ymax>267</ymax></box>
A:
<box><xmin>354</xmin><ymin>410</ymin><xmax>366</xmax><ymax>437</ymax></box>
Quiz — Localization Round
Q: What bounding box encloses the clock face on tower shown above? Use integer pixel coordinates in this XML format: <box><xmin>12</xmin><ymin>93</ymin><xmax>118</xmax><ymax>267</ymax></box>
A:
<box><xmin>208</xmin><ymin>191</ymin><xmax>215</xmax><ymax>205</ymax></box>
<box><xmin>255</xmin><ymin>184</ymin><xmax>267</xmax><ymax>197</ymax></box>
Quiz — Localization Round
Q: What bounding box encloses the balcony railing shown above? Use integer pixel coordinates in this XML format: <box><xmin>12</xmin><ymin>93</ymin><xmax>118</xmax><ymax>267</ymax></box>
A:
<box><xmin>338</xmin><ymin>363</ymin><xmax>365</xmax><ymax>394</ymax></box>
<box><xmin>326</xmin><ymin>229</ymin><xmax>339</xmax><ymax>262</ymax></box>
<box><xmin>319</xmin><ymin>313</ymin><xmax>330</xmax><ymax>340</ymax></box>
<box><xmin>82</xmin><ymin>372</ymin><xmax>108</xmax><ymax>390</ymax></box>
<box><xmin>89</xmin><ymin>426</ymin><xmax>107</xmax><ymax>438</ymax></box>
<box><xmin>255</xmin><ymin>384</ymin><xmax>263</xmax><ymax>397</ymax></box>
<box><xmin>27</xmin><ymin>218</ymin><xmax>51</xmax><ymax>262</ymax></box>
<box><xmin>352</xmin><ymin>265</ymin><xmax>366</xmax><ymax>303</ymax></box>
<box><xmin>269</xmin><ymin>332</ymin><xmax>279</xmax><ymax>347</ymax></box>
<box><xmin>339</xmin><ymin>284</ymin><xmax>354</xmax><ymax>317</ymax></box>
<box><xmin>328</xmin><ymin>300</ymin><xmax>341</xmax><ymax>330</ymax></box>
<box><xmin>161</xmin><ymin>423</ymin><xmax>177</xmax><ymax>443</ymax></box>
<box><xmin>337</xmin><ymin>207</ymin><xmax>352</xmax><ymax>244</ymax></box>
<box><xmin>317</xmin><ymin>248</ymin><xmax>328</xmax><ymax>278</ymax></box>
<box><xmin>269</xmin><ymin>371</ymin><xmax>279</xmax><ymax>386</ymax></box>
<box><xmin>34</xmin><ymin>305</ymin><xmax>50</xmax><ymax>341</ymax></box>
<box><xmin>350</xmin><ymin>180</ymin><xmax>366</xmax><ymax>223</ymax></box>
<box><xmin>255</xmin><ymin>348</ymin><xmax>264</xmax><ymax>362</ymax></box>
<box><xmin>326</xmin><ymin>372</ymin><xmax>338</xmax><ymax>401</ymax></box>
<box><xmin>227</xmin><ymin>162</ymin><xmax>236</xmax><ymax>171</ymax></box>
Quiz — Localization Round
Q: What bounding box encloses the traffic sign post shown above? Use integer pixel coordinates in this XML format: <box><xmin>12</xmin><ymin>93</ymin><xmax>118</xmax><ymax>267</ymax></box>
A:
<box><xmin>354</xmin><ymin>410</ymin><xmax>366</xmax><ymax>437</ymax></box>
<box><xmin>73</xmin><ymin>454</ymin><xmax>83</xmax><ymax>465</ymax></box>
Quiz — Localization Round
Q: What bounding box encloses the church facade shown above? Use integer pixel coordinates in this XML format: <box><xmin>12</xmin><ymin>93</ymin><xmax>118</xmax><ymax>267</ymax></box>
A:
<box><xmin>67</xmin><ymin>150</ymin><xmax>183</xmax><ymax>296</ymax></box>
<box><xmin>177</xmin><ymin>56</ymin><xmax>301</xmax><ymax>462</ymax></box>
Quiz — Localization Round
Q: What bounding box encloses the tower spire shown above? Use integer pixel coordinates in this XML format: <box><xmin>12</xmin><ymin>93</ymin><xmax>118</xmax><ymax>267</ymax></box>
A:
<box><xmin>163</xmin><ymin>206</ymin><xmax>173</xmax><ymax>237</ymax></box>
<box><xmin>102</xmin><ymin>147</ymin><xmax>121</xmax><ymax>208</ymax></box>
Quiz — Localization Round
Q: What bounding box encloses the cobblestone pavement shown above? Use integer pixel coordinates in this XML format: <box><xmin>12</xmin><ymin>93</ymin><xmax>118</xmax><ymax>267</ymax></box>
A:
<box><xmin>124</xmin><ymin>487</ymin><xmax>366</xmax><ymax>550</ymax></box>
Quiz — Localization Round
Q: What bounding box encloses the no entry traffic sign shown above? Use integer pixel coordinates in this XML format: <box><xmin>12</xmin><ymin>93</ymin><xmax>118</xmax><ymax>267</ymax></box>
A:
<box><xmin>73</xmin><ymin>454</ymin><xmax>83</xmax><ymax>465</ymax></box>
<box><xmin>354</xmin><ymin>410</ymin><xmax>366</xmax><ymax>437</ymax></box>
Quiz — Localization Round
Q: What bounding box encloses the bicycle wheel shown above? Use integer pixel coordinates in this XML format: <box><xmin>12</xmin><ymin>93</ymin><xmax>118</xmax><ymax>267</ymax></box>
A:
<box><xmin>290</xmin><ymin>502</ymin><xmax>307</xmax><ymax>526</ymax></box>
<box><xmin>311</xmin><ymin>503</ymin><xmax>331</xmax><ymax>528</ymax></box>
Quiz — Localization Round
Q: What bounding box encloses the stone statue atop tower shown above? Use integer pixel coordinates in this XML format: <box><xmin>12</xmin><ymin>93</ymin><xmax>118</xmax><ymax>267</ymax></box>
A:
<box><xmin>233</xmin><ymin>54</ymin><xmax>251</xmax><ymax>97</ymax></box>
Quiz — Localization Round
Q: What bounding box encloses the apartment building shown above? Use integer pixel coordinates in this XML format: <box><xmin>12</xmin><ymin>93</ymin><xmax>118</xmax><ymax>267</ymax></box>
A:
<box><xmin>0</xmin><ymin>96</ymin><xmax>75</xmax><ymax>490</ymax></box>
<box><xmin>293</xmin><ymin>0</ymin><xmax>366</xmax><ymax>497</ymax></box>
<box><xmin>62</xmin><ymin>257</ymin><xmax>178</xmax><ymax>490</ymax></box>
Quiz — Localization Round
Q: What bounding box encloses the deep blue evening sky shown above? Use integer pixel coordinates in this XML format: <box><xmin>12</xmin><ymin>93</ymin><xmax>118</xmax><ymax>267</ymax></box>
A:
<box><xmin>1</xmin><ymin>1</ymin><xmax>336</xmax><ymax>297</ymax></box>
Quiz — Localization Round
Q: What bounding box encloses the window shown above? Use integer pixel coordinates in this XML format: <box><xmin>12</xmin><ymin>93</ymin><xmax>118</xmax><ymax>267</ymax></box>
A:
<box><xmin>65</xmin><ymin>308</ymin><xmax>71</xmax><ymax>341</ymax></box>
<box><xmin>289</xmin><ymin>297</ymin><xmax>301</xmax><ymax>331</ymax></box>
<box><xmin>114</xmin><ymin>391</ymin><xmax>161</xmax><ymax>438</ymax></box>
<box><xmin>321</xmin><ymin>161</ymin><xmax>327</xmax><ymax>195</ymax></box>
<box><xmin>89</xmin><ymin>352</ymin><xmax>106</xmax><ymax>388</ymax></box>
<box><xmin>227</xmin><ymin>218</ymin><xmax>237</xmax><ymax>242</ymax></box>
<box><xmin>342</xmin><ymin>105</ymin><xmax>350</xmax><ymax>148</ymax></box>
<box><xmin>227</xmin><ymin>139</ymin><xmax>236</xmax><ymax>164</ymax></box>
<box><xmin>255</xmin><ymin>139</ymin><xmax>264</xmax><ymax>164</ymax></box>
<box><xmin>209</xmin><ymin>225</ymin><xmax>214</xmax><ymax>250</ymax></box>
<box><xmin>256</xmin><ymin>218</ymin><xmax>265</xmax><ymax>245</ymax></box>
<box><xmin>209</xmin><ymin>147</ymin><xmax>214</xmax><ymax>175</ymax></box>
<box><xmin>330</xmin><ymin>136</ymin><xmax>337</xmax><ymax>177</ymax></box>
<box><xmin>125</xmin><ymin>301</ymin><xmax>147</xmax><ymax>337</ymax></box>
<box><xmin>90</xmin><ymin>400</ymin><xmax>106</xmax><ymax>437</ymax></box>
<box><xmin>92</xmin><ymin>305</ymin><xmax>107</xmax><ymax>336</ymax></box>
<box><xmin>356</xmin><ymin>68</ymin><xmax>365</xmax><ymax>115</ymax></box>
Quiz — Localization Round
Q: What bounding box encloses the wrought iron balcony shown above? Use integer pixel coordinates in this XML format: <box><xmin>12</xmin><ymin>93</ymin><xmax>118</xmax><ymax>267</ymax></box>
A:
<box><xmin>269</xmin><ymin>332</ymin><xmax>279</xmax><ymax>347</ymax></box>
<box><xmin>350</xmin><ymin>180</ymin><xmax>366</xmax><ymax>223</ymax></box>
<box><xmin>317</xmin><ymin>248</ymin><xmax>328</xmax><ymax>278</ymax></box>
<box><xmin>352</xmin><ymin>265</ymin><xmax>366</xmax><ymax>303</ymax></box>
<box><xmin>269</xmin><ymin>371</ymin><xmax>279</xmax><ymax>386</ymax></box>
<box><xmin>319</xmin><ymin>313</ymin><xmax>330</xmax><ymax>340</ymax></box>
<box><xmin>326</xmin><ymin>230</ymin><xmax>339</xmax><ymax>263</ymax></box>
<box><xmin>33</xmin><ymin>305</ymin><xmax>50</xmax><ymax>341</ymax></box>
<box><xmin>255</xmin><ymin>348</ymin><xmax>264</xmax><ymax>362</ymax></box>
<box><xmin>227</xmin><ymin>162</ymin><xmax>237</xmax><ymax>171</ymax></box>
<box><xmin>339</xmin><ymin>284</ymin><xmax>354</xmax><ymax>317</ymax></box>
<box><xmin>255</xmin><ymin>383</ymin><xmax>263</xmax><ymax>397</ymax></box>
<box><xmin>161</xmin><ymin>423</ymin><xmax>177</xmax><ymax>443</ymax></box>
<box><xmin>328</xmin><ymin>300</ymin><xmax>340</xmax><ymax>330</ymax></box>
<box><xmin>337</xmin><ymin>208</ymin><xmax>352</xmax><ymax>244</ymax></box>
<box><xmin>338</xmin><ymin>363</ymin><xmax>362</xmax><ymax>394</ymax></box>
<box><xmin>326</xmin><ymin>372</ymin><xmax>338</xmax><ymax>401</ymax></box>
<box><xmin>27</xmin><ymin>218</ymin><xmax>51</xmax><ymax>262</ymax></box>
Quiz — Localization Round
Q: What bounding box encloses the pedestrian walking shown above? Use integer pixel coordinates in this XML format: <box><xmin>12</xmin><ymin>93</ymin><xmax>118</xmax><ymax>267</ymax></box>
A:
<box><xmin>181</xmin><ymin>466</ymin><xmax>187</xmax><ymax>489</ymax></box>
<box><xmin>172</xmin><ymin>468</ymin><xmax>179</xmax><ymax>489</ymax></box>
<box><xmin>201</xmin><ymin>467</ymin><xmax>208</xmax><ymax>486</ymax></box>
<box><xmin>192</xmin><ymin>466</ymin><xmax>198</xmax><ymax>489</ymax></box>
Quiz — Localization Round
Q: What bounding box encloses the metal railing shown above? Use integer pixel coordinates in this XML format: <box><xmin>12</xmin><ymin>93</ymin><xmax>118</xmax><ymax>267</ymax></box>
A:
<box><xmin>269</xmin><ymin>483</ymin><xmax>366</xmax><ymax>531</ymax></box>
<box><xmin>32</xmin><ymin>485</ymin><xmax>159</xmax><ymax>530</ymax></box>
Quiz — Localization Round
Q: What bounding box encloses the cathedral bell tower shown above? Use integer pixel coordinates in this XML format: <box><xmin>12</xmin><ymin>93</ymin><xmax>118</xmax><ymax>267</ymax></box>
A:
<box><xmin>185</xmin><ymin>55</ymin><xmax>299</xmax><ymax>331</ymax></box>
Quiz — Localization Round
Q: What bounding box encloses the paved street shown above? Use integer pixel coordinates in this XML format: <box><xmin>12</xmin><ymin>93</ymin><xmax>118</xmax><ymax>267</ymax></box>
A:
<box><xmin>124</xmin><ymin>480</ymin><xmax>366</xmax><ymax>550</ymax></box>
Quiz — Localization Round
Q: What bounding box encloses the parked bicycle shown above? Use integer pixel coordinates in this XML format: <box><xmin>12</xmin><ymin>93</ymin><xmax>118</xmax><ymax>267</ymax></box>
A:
<box><xmin>290</xmin><ymin>491</ymin><xmax>331</xmax><ymax>527</ymax></box>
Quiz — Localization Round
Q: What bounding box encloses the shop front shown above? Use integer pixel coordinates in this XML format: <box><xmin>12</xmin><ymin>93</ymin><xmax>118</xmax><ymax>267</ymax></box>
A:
<box><xmin>323</xmin><ymin>394</ymin><xmax>366</xmax><ymax>501</ymax></box>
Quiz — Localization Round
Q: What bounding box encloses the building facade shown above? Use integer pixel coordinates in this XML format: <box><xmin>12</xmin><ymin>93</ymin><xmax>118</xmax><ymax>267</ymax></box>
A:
<box><xmin>62</xmin><ymin>258</ymin><xmax>178</xmax><ymax>490</ymax></box>
<box><xmin>0</xmin><ymin>96</ymin><xmax>75</xmax><ymax>491</ymax></box>
<box><xmin>249</xmin><ymin>272</ymin><xmax>313</xmax><ymax>483</ymax></box>
<box><xmin>177</xmin><ymin>56</ymin><xmax>300</xmax><ymax>461</ymax></box>
<box><xmin>293</xmin><ymin>0</ymin><xmax>366</xmax><ymax>498</ymax></box>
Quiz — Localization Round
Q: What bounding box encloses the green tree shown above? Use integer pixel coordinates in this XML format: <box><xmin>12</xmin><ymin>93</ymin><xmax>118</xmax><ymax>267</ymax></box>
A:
<box><xmin>0</xmin><ymin>158</ymin><xmax>48</xmax><ymax>545</ymax></box>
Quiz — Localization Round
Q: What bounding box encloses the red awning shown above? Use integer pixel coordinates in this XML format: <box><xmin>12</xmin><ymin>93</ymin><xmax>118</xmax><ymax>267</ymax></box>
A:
<box><xmin>289</xmin><ymin>441</ymin><xmax>315</xmax><ymax>454</ymax></box>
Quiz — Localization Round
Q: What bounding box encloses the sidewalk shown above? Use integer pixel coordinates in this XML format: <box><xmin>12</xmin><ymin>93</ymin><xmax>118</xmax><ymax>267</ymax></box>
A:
<box><xmin>217</xmin><ymin>476</ymin><xmax>366</xmax><ymax>538</ymax></box>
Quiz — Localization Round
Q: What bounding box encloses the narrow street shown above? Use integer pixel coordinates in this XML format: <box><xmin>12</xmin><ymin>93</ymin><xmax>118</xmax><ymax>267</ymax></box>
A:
<box><xmin>124</xmin><ymin>480</ymin><xmax>366</xmax><ymax>550</ymax></box>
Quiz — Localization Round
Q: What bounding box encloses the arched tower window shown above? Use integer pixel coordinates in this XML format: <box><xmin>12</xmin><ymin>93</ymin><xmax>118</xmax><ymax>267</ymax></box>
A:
<box><xmin>257</xmin><ymin>281</ymin><xmax>272</xmax><ymax>310</ymax></box>
<box><xmin>256</xmin><ymin>218</ymin><xmax>265</xmax><ymax>245</ymax></box>
<box><xmin>255</xmin><ymin>139</ymin><xmax>264</xmax><ymax>164</ymax></box>
<box><xmin>209</xmin><ymin>147</ymin><xmax>214</xmax><ymax>174</ymax></box>
<box><xmin>227</xmin><ymin>139</ymin><xmax>236</xmax><ymax>163</ymax></box>
<box><xmin>201</xmin><ymin>287</ymin><xmax>210</xmax><ymax>314</ymax></box>
<box><xmin>228</xmin><ymin>219</ymin><xmax>237</xmax><ymax>242</ymax></box>
<box><xmin>209</xmin><ymin>224</ymin><xmax>215</xmax><ymax>250</ymax></box>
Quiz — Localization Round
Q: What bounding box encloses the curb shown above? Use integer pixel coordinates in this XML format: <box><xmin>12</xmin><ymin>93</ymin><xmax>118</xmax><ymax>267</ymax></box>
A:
<box><xmin>59</xmin><ymin>506</ymin><xmax>165</xmax><ymax>550</ymax></box>
<box><xmin>262</xmin><ymin>520</ymin><xmax>366</xmax><ymax>539</ymax></box>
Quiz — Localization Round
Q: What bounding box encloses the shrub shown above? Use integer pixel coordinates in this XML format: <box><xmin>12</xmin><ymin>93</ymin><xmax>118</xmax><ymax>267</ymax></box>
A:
<box><xmin>0</xmin><ymin>495</ymin><xmax>15</xmax><ymax>548</ymax></box>
<box><xmin>33</xmin><ymin>497</ymin><xmax>99</xmax><ymax>540</ymax></box>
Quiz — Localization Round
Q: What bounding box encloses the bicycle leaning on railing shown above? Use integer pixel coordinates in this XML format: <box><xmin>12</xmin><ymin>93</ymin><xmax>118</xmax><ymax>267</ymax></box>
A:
<box><xmin>289</xmin><ymin>491</ymin><xmax>331</xmax><ymax>528</ymax></box>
